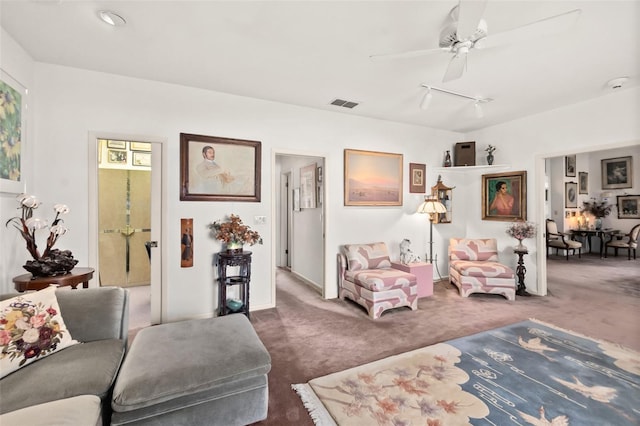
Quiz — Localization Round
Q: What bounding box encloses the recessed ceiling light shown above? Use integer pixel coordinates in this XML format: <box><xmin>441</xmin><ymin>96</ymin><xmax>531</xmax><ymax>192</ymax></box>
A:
<box><xmin>99</xmin><ymin>10</ymin><xmax>126</xmax><ymax>27</ymax></box>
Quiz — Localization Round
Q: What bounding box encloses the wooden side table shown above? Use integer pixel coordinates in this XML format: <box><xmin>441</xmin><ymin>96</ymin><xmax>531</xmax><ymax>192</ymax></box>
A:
<box><xmin>390</xmin><ymin>261</ymin><xmax>434</xmax><ymax>298</ymax></box>
<box><xmin>513</xmin><ymin>248</ymin><xmax>531</xmax><ymax>297</ymax></box>
<box><xmin>216</xmin><ymin>251</ymin><xmax>252</xmax><ymax>319</ymax></box>
<box><xmin>13</xmin><ymin>267</ymin><xmax>95</xmax><ymax>292</ymax></box>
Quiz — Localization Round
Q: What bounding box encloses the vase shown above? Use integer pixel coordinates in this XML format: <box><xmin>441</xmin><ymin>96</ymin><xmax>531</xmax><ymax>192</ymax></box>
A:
<box><xmin>514</xmin><ymin>239</ymin><xmax>526</xmax><ymax>251</ymax></box>
<box><xmin>226</xmin><ymin>241</ymin><xmax>243</xmax><ymax>254</ymax></box>
<box><xmin>595</xmin><ymin>217</ymin><xmax>602</xmax><ymax>230</ymax></box>
<box><xmin>487</xmin><ymin>153</ymin><xmax>494</xmax><ymax>165</ymax></box>
<box><xmin>444</xmin><ymin>150</ymin><xmax>452</xmax><ymax>167</ymax></box>
<box><xmin>23</xmin><ymin>249</ymin><xmax>78</xmax><ymax>277</ymax></box>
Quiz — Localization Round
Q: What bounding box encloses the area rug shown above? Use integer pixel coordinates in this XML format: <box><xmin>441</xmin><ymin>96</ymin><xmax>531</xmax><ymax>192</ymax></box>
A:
<box><xmin>293</xmin><ymin>319</ymin><xmax>640</xmax><ymax>425</ymax></box>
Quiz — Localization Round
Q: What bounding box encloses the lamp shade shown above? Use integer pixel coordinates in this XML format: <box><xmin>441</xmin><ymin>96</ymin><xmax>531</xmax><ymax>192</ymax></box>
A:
<box><xmin>417</xmin><ymin>198</ymin><xmax>446</xmax><ymax>214</ymax></box>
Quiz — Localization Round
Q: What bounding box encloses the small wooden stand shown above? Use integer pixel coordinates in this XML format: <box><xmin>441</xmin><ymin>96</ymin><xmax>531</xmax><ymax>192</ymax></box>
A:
<box><xmin>13</xmin><ymin>267</ymin><xmax>95</xmax><ymax>292</ymax></box>
<box><xmin>216</xmin><ymin>251</ymin><xmax>252</xmax><ymax>319</ymax></box>
<box><xmin>513</xmin><ymin>248</ymin><xmax>530</xmax><ymax>296</ymax></box>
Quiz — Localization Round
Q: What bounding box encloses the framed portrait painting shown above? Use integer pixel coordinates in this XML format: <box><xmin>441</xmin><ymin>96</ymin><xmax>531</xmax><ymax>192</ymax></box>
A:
<box><xmin>579</xmin><ymin>172</ymin><xmax>588</xmax><ymax>194</ymax></box>
<box><xmin>344</xmin><ymin>149</ymin><xmax>403</xmax><ymax>206</ymax></box>
<box><xmin>601</xmin><ymin>156</ymin><xmax>632</xmax><ymax>189</ymax></box>
<box><xmin>565</xmin><ymin>182</ymin><xmax>578</xmax><ymax>208</ymax></box>
<box><xmin>409</xmin><ymin>163</ymin><xmax>426</xmax><ymax>193</ymax></box>
<box><xmin>617</xmin><ymin>195</ymin><xmax>640</xmax><ymax>219</ymax></box>
<box><xmin>565</xmin><ymin>155</ymin><xmax>576</xmax><ymax>177</ymax></box>
<box><xmin>179</xmin><ymin>133</ymin><xmax>261</xmax><ymax>202</ymax></box>
<box><xmin>481</xmin><ymin>171</ymin><xmax>527</xmax><ymax>221</ymax></box>
<box><xmin>0</xmin><ymin>69</ymin><xmax>27</xmax><ymax>194</ymax></box>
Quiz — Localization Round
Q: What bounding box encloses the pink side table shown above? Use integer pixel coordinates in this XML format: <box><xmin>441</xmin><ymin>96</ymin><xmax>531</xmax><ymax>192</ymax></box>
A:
<box><xmin>390</xmin><ymin>261</ymin><xmax>433</xmax><ymax>298</ymax></box>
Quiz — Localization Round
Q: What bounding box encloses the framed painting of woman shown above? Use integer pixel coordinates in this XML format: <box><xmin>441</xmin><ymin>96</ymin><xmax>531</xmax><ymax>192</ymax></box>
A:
<box><xmin>482</xmin><ymin>171</ymin><xmax>527</xmax><ymax>221</ymax></box>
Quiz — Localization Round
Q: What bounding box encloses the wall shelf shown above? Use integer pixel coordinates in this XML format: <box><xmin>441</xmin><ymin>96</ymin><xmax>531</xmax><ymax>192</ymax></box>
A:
<box><xmin>434</xmin><ymin>164</ymin><xmax>510</xmax><ymax>173</ymax></box>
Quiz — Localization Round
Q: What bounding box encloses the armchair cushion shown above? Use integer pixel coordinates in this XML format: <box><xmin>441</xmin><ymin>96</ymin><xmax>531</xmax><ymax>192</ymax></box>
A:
<box><xmin>450</xmin><ymin>260</ymin><xmax>515</xmax><ymax>279</ymax></box>
<box><xmin>343</xmin><ymin>242</ymin><xmax>391</xmax><ymax>271</ymax></box>
<box><xmin>346</xmin><ymin>269</ymin><xmax>416</xmax><ymax>292</ymax></box>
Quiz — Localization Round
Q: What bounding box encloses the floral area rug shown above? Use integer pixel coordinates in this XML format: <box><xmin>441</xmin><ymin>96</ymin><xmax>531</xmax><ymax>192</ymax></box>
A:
<box><xmin>293</xmin><ymin>319</ymin><xmax>640</xmax><ymax>425</ymax></box>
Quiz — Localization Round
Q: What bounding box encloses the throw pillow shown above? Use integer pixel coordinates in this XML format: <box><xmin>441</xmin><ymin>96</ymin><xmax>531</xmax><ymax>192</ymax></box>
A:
<box><xmin>0</xmin><ymin>286</ymin><xmax>79</xmax><ymax>379</ymax></box>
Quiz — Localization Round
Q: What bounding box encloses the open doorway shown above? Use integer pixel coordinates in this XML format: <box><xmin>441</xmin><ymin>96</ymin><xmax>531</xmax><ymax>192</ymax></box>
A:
<box><xmin>89</xmin><ymin>135</ymin><xmax>164</xmax><ymax>329</ymax></box>
<box><xmin>274</xmin><ymin>153</ymin><xmax>325</xmax><ymax>302</ymax></box>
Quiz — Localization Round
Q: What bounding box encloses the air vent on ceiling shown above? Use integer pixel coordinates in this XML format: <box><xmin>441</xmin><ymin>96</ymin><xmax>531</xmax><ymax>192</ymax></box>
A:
<box><xmin>330</xmin><ymin>99</ymin><xmax>359</xmax><ymax>109</ymax></box>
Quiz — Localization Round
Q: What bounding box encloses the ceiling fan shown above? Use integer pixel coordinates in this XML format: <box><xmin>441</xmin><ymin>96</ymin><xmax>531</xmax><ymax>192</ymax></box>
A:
<box><xmin>371</xmin><ymin>0</ymin><xmax>581</xmax><ymax>82</ymax></box>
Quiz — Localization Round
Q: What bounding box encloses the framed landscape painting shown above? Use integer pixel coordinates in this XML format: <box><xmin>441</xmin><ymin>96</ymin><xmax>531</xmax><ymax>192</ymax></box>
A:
<box><xmin>481</xmin><ymin>171</ymin><xmax>527</xmax><ymax>221</ymax></box>
<box><xmin>601</xmin><ymin>156</ymin><xmax>632</xmax><ymax>189</ymax></box>
<box><xmin>344</xmin><ymin>149</ymin><xmax>403</xmax><ymax>206</ymax></box>
<box><xmin>617</xmin><ymin>194</ymin><xmax>640</xmax><ymax>219</ymax></box>
<box><xmin>180</xmin><ymin>133</ymin><xmax>261</xmax><ymax>202</ymax></box>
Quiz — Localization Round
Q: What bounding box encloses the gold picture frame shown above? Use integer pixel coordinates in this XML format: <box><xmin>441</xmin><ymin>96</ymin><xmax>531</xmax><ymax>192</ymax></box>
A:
<box><xmin>344</xmin><ymin>149</ymin><xmax>403</xmax><ymax>206</ymax></box>
<box><xmin>482</xmin><ymin>171</ymin><xmax>527</xmax><ymax>221</ymax></box>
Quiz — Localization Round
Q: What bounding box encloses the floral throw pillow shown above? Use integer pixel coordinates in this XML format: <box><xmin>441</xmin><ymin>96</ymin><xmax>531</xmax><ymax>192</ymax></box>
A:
<box><xmin>1</xmin><ymin>286</ymin><xmax>79</xmax><ymax>379</ymax></box>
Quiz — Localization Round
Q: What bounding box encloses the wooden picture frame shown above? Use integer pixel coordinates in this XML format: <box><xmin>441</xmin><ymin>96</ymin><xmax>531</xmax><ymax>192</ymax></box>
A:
<box><xmin>409</xmin><ymin>163</ymin><xmax>426</xmax><ymax>193</ymax></box>
<box><xmin>108</xmin><ymin>149</ymin><xmax>127</xmax><ymax>164</ymax></box>
<box><xmin>344</xmin><ymin>149</ymin><xmax>403</xmax><ymax>206</ymax></box>
<box><xmin>565</xmin><ymin>182</ymin><xmax>578</xmax><ymax>208</ymax></box>
<box><xmin>601</xmin><ymin>156</ymin><xmax>632</xmax><ymax>189</ymax></box>
<box><xmin>300</xmin><ymin>163</ymin><xmax>317</xmax><ymax>209</ymax></box>
<box><xmin>579</xmin><ymin>172</ymin><xmax>588</xmax><ymax>194</ymax></box>
<box><xmin>179</xmin><ymin>133</ymin><xmax>261</xmax><ymax>202</ymax></box>
<box><xmin>617</xmin><ymin>194</ymin><xmax>640</xmax><ymax>219</ymax></box>
<box><xmin>481</xmin><ymin>171</ymin><xmax>527</xmax><ymax>221</ymax></box>
<box><xmin>0</xmin><ymin>69</ymin><xmax>27</xmax><ymax>194</ymax></box>
<box><xmin>565</xmin><ymin>155</ymin><xmax>576</xmax><ymax>177</ymax></box>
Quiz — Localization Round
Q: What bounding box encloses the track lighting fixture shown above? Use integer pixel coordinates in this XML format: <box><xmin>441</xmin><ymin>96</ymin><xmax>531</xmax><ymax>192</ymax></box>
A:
<box><xmin>419</xmin><ymin>84</ymin><xmax>492</xmax><ymax>116</ymax></box>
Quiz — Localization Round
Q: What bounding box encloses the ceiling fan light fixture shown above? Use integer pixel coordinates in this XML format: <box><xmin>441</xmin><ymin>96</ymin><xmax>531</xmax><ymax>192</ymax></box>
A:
<box><xmin>474</xmin><ymin>100</ymin><xmax>484</xmax><ymax>118</ymax></box>
<box><xmin>99</xmin><ymin>10</ymin><xmax>126</xmax><ymax>27</ymax></box>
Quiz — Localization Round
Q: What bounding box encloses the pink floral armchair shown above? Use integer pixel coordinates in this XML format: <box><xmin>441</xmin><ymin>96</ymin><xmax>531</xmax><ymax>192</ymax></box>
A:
<box><xmin>448</xmin><ymin>238</ymin><xmax>516</xmax><ymax>301</ymax></box>
<box><xmin>337</xmin><ymin>242</ymin><xmax>418</xmax><ymax>319</ymax></box>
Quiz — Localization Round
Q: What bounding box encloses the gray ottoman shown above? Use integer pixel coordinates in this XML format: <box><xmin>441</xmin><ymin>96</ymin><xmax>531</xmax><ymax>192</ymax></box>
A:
<box><xmin>111</xmin><ymin>315</ymin><xmax>271</xmax><ymax>425</ymax></box>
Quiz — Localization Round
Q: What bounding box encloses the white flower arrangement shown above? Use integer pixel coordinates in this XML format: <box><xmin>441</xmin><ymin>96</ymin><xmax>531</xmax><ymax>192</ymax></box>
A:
<box><xmin>506</xmin><ymin>221</ymin><xmax>536</xmax><ymax>240</ymax></box>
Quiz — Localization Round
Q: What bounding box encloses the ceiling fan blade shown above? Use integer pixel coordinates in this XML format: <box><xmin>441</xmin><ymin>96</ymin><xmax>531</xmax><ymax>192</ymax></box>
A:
<box><xmin>476</xmin><ymin>9</ymin><xmax>581</xmax><ymax>50</ymax></box>
<box><xmin>369</xmin><ymin>47</ymin><xmax>443</xmax><ymax>61</ymax></box>
<box><xmin>443</xmin><ymin>53</ymin><xmax>467</xmax><ymax>82</ymax></box>
<box><xmin>455</xmin><ymin>0</ymin><xmax>488</xmax><ymax>40</ymax></box>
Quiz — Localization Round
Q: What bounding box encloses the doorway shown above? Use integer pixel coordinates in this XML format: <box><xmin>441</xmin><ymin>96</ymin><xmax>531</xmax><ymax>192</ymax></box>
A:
<box><xmin>88</xmin><ymin>134</ymin><xmax>164</xmax><ymax>326</ymax></box>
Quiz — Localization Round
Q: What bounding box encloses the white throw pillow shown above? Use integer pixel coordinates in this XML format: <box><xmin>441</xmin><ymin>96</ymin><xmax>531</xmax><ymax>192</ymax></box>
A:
<box><xmin>0</xmin><ymin>286</ymin><xmax>79</xmax><ymax>379</ymax></box>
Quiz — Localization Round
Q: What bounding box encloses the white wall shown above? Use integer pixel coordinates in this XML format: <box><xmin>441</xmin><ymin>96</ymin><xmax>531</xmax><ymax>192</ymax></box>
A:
<box><xmin>466</xmin><ymin>88</ymin><xmax>640</xmax><ymax>294</ymax></box>
<box><xmin>1</xmin><ymin>27</ymin><xmax>463</xmax><ymax>320</ymax></box>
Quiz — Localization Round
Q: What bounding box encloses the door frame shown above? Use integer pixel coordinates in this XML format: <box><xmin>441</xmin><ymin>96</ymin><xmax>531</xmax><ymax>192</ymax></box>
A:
<box><xmin>88</xmin><ymin>132</ymin><xmax>166</xmax><ymax>324</ymax></box>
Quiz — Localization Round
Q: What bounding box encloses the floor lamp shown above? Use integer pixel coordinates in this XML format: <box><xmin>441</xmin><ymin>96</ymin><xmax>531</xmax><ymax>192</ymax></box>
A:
<box><xmin>417</xmin><ymin>197</ymin><xmax>447</xmax><ymax>264</ymax></box>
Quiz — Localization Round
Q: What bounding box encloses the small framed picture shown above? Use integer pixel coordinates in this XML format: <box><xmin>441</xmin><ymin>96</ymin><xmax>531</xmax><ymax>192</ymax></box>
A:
<box><xmin>617</xmin><ymin>194</ymin><xmax>640</xmax><ymax>219</ymax></box>
<box><xmin>130</xmin><ymin>142</ymin><xmax>152</xmax><ymax>152</ymax></box>
<box><xmin>108</xmin><ymin>149</ymin><xmax>127</xmax><ymax>164</ymax></box>
<box><xmin>107</xmin><ymin>140</ymin><xmax>127</xmax><ymax>150</ymax></box>
<box><xmin>409</xmin><ymin>163</ymin><xmax>426</xmax><ymax>193</ymax></box>
<box><xmin>565</xmin><ymin>155</ymin><xmax>576</xmax><ymax>177</ymax></box>
<box><xmin>132</xmin><ymin>151</ymin><xmax>151</xmax><ymax>167</ymax></box>
<box><xmin>578</xmin><ymin>172</ymin><xmax>588</xmax><ymax>194</ymax></box>
<box><xmin>602</xmin><ymin>156</ymin><xmax>632</xmax><ymax>189</ymax></box>
<box><xmin>565</xmin><ymin>182</ymin><xmax>578</xmax><ymax>208</ymax></box>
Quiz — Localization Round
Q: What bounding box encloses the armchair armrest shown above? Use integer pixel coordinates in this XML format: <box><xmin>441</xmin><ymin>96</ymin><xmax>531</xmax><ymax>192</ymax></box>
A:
<box><xmin>337</xmin><ymin>253</ymin><xmax>347</xmax><ymax>288</ymax></box>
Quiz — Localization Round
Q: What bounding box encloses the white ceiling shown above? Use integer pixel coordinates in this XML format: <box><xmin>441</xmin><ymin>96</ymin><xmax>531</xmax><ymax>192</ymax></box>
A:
<box><xmin>1</xmin><ymin>1</ymin><xmax>638</xmax><ymax>133</ymax></box>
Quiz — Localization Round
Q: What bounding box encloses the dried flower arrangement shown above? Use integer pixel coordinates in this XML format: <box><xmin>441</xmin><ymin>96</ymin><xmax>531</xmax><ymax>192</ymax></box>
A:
<box><xmin>210</xmin><ymin>214</ymin><xmax>263</xmax><ymax>246</ymax></box>
<box><xmin>506</xmin><ymin>221</ymin><xmax>536</xmax><ymax>241</ymax></box>
<box><xmin>580</xmin><ymin>199</ymin><xmax>612</xmax><ymax>218</ymax></box>
<box><xmin>485</xmin><ymin>145</ymin><xmax>496</xmax><ymax>154</ymax></box>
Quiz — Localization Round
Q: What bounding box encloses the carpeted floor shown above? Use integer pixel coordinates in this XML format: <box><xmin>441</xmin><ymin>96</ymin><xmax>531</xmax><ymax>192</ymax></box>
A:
<box><xmin>250</xmin><ymin>254</ymin><xmax>640</xmax><ymax>425</ymax></box>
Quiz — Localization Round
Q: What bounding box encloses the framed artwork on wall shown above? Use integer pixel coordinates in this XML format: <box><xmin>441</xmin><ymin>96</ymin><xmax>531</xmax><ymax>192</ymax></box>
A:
<box><xmin>409</xmin><ymin>163</ymin><xmax>426</xmax><ymax>193</ymax></box>
<box><xmin>601</xmin><ymin>156</ymin><xmax>632</xmax><ymax>189</ymax></box>
<box><xmin>579</xmin><ymin>172</ymin><xmax>588</xmax><ymax>194</ymax></box>
<box><xmin>179</xmin><ymin>133</ymin><xmax>261</xmax><ymax>202</ymax></box>
<box><xmin>481</xmin><ymin>171</ymin><xmax>527</xmax><ymax>221</ymax></box>
<box><xmin>565</xmin><ymin>182</ymin><xmax>578</xmax><ymax>208</ymax></box>
<box><xmin>617</xmin><ymin>195</ymin><xmax>640</xmax><ymax>219</ymax></box>
<box><xmin>0</xmin><ymin>69</ymin><xmax>27</xmax><ymax>194</ymax></box>
<box><xmin>107</xmin><ymin>140</ymin><xmax>127</xmax><ymax>150</ymax></box>
<box><xmin>108</xmin><ymin>149</ymin><xmax>127</xmax><ymax>164</ymax></box>
<box><xmin>565</xmin><ymin>155</ymin><xmax>576</xmax><ymax>177</ymax></box>
<box><xmin>344</xmin><ymin>149</ymin><xmax>403</xmax><ymax>206</ymax></box>
<box><xmin>132</xmin><ymin>151</ymin><xmax>151</xmax><ymax>167</ymax></box>
<box><xmin>300</xmin><ymin>163</ymin><xmax>317</xmax><ymax>209</ymax></box>
<box><xmin>130</xmin><ymin>142</ymin><xmax>151</xmax><ymax>152</ymax></box>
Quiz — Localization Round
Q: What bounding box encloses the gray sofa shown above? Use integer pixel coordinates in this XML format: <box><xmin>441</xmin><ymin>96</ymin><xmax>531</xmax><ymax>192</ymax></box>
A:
<box><xmin>0</xmin><ymin>286</ymin><xmax>130</xmax><ymax>425</ymax></box>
